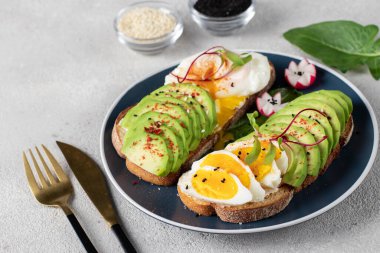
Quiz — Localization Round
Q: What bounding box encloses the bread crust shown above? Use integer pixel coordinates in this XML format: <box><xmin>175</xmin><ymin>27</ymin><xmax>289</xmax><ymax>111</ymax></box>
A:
<box><xmin>178</xmin><ymin>115</ymin><xmax>354</xmax><ymax>223</ymax></box>
<box><xmin>112</xmin><ymin>62</ymin><xmax>276</xmax><ymax>186</ymax></box>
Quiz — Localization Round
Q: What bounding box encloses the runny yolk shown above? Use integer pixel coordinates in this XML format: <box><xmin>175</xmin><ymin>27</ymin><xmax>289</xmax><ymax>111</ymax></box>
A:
<box><xmin>215</xmin><ymin>96</ymin><xmax>247</xmax><ymax>127</ymax></box>
<box><xmin>200</xmin><ymin>153</ymin><xmax>250</xmax><ymax>188</ymax></box>
<box><xmin>192</xmin><ymin>169</ymin><xmax>237</xmax><ymax>200</ymax></box>
<box><xmin>231</xmin><ymin>141</ymin><xmax>282</xmax><ymax>181</ymax></box>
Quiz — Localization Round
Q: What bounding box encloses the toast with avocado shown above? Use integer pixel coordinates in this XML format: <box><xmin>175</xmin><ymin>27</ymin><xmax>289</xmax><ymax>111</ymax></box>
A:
<box><xmin>177</xmin><ymin>90</ymin><xmax>353</xmax><ymax>223</ymax></box>
<box><xmin>112</xmin><ymin>48</ymin><xmax>276</xmax><ymax>185</ymax></box>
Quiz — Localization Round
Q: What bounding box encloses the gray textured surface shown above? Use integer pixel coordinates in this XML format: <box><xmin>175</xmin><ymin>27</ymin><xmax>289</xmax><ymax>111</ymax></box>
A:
<box><xmin>1</xmin><ymin>0</ymin><xmax>379</xmax><ymax>252</ymax></box>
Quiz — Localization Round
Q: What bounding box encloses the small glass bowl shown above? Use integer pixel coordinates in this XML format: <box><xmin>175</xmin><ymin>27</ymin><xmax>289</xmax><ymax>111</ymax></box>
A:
<box><xmin>114</xmin><ymin>1</ymin><xmax>183</xmax><ymax>54</ymax></box>
<box><xmin>188</xmin><ymin>0</ymin><xmax>256</xmax><ymax>36</ymax></box>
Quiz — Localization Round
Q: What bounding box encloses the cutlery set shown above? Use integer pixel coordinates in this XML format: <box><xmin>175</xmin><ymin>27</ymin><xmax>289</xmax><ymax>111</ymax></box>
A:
<box><xmin>23</xmin><ymin>142</ymin><xmax>136</xmax><ymax>253</ymax></box>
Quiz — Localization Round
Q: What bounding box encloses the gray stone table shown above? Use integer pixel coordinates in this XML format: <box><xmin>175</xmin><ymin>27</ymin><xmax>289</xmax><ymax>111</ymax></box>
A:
<box><xmin>1</xmin><ymin>0</ymin><xmax>379</xmax><ymax>252</ymax></box>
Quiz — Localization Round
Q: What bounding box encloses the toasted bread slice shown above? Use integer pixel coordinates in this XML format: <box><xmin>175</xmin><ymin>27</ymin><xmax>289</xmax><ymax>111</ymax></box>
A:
<box><xmin>178</xmin><ymin>115</ymin><xmax>353</xmax><ymax>223</ymax></box>
<box><xmin>112</xmin><ymin>62</ymin><xmax>276</xmax><ymax>186</ymax></box>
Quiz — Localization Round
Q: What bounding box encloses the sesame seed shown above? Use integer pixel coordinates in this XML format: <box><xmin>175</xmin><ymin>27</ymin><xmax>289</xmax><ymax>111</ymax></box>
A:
<box><xmin>202</xmin><ymin>178</ymin><xmax>207</xmax><ymax>182</ymax></box>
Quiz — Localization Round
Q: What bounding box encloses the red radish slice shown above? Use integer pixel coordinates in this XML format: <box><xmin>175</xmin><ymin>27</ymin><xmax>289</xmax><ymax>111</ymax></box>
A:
<box><xmin>256</xmin><ymin>92</ymin><xmax>287</xmax><ymax>117</ymax></box>
<box><xmin>285</xmin><ymin>59</ymin><xmax>316</xmax><ymax>90</ymax></box>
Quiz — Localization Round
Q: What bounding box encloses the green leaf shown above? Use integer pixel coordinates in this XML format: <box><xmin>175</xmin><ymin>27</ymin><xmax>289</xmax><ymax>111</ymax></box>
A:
<box><xmin>368</xmin><ymin>56</ymin><xmax>380</xmax><ymax>80</ymax></box>
<box><xmin>283</xmin><ymin>20</ymin><xmax>380</xmax><ymax>80</ymax></box>
<box><xmin>225</xmin><ymin>50</ymin><xmax>252</xmax><ymax>68</ymax></box>
<box><xmin>245</xmin><ymin>136</ymin><xmax>261</xmax><ymax>165</ymax></box>
<box><xmin>247</xmin><ymin>112</ymin><xmax>260</xmax><ymax>131</ymax></box>
<box><xmin>269</xmin><ymin>87</ymin><xmax>303</xmax><ymax>103</ymax></box>
<box><xmin>263</xmin><ymin>142</ymin><xmax>276</xmax><ymax>165</ymax></box>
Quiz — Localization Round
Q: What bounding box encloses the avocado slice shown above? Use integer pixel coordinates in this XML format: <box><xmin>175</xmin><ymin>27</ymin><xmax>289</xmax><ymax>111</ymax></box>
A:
<box><xmin>266</xmin><ymin>115</ymin><xmax>329</xmax><ymax>168</ymax></box>
<box><xmin>151</xmin><ymin>91</ymin><xmax>211</xmax><ymax>138</ymax></box>
<box><xmin>315</xmin><ymin>90</ymin><xmax>350</xmax><ymax>122</ymax></box>
<box><xmin>154</xmin><ymin>83</ymin><xmax>217</xmax><ymax>132</ymax></box>
<box><xmin>260</xmin><ymin>123</ymin><xmax>321</xmax><ymax>176</ymax></box>
<box><xmin>290</xmin><ymin>94</ymin><xmax>347</xmax><ymax>130</ymax></box>
<box><xmin>123</xmin><ymin>133</ymin><xmax>173</xmax><ymax>177</ymax></box>
<box><xmin>259</xmin><ymin>129</ymin><xmax>308</xmax><ymax>187</ymax></box>
<box><xmin>120</xmin><ymin>96</ymin><xmax>195</xmax><ymax>150</ymax></box>
<box><xmin>281</xmin><ymin>102</ymin><xmax>341</xmax><ymax>149</ymax></box>
<box><xmin>330</xmin><ymin>90</ymin><xmax>353</xmax><ymax>114</ymax></box>
<box><xmin>125</xmin><ymin>111</ymin><xmax>190</xmax><ymax>154</ymax></box>
<box><xmin>145</xmin><ymin>95</ymin><xmax>202</xmax><ymax>151</ymax></box>
<box><xmin>125</xmin><ymin>117</ymin><xmax>187</xmax><ymax>173</ymax></box>
<box><xmin>272</xmin><ymin>105</ymin><xmax>335</xmax><ymax>152</ymax></box>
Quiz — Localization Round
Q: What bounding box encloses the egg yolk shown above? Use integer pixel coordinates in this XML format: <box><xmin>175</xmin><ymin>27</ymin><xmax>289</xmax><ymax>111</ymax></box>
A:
<box><xmin>200</xmin><ymin>153</ymin><xmax>250</xmax><ymax>188</ymax></box>
<box><xmin>192</xmin><ymin>169</ymin><xmax>238</xmax><ymax>200</ymax></box>
<box><xmin>215</xmin><ymin>96</ymin><xmax>247</xmax><ymax>127</ymax></box>
<box><xmin>231</xmin><ymin>141</ymin><xmax>282</xmax><ymax>181</ymax></box>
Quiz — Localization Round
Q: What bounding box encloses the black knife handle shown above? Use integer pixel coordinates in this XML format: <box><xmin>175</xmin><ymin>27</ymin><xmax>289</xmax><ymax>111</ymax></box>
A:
<box><xmin>111</xmin><ymin>224</ymin><xmax>137</xmax><ymax>253</ymax></box>
<box><xmin>67</xmin><ymin>214</ymin><xmax>98</xmax><ymax>253</ymax></box>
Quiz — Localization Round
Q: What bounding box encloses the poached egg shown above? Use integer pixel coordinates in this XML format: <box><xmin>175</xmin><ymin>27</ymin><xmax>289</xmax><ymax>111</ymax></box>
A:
<box><xmin>165</xmin><ymin>51</ymin><xmax>271</xmax><ymax>128</ymax></box>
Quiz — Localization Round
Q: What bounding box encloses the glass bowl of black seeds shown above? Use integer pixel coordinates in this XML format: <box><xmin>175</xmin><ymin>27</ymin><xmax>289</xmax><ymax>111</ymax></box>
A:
<box><xmin>189</xmin><ymin>0</ymin><xmax>255</xmax><ymax>36</ymax></box>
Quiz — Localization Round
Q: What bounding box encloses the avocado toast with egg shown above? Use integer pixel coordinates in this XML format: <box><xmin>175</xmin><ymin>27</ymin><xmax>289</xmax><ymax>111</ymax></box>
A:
<box><xmin>177</xmin><ymin>90</ymin><xmax>353</xmax><ymax>223</ymax></box>
<box><xmin>112</xmin><ymin>47</ymin><xmax>276</xmax><ymax>185</ymax></box>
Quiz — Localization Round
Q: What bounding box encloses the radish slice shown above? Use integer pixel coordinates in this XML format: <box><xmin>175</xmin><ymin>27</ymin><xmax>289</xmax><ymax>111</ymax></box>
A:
<box><xmin>256</xmin><ymin>92</ymin><xmax>287</xmax><ymax>117</ymax></box>
<box><xmin>285</xmin><ymin>59</ymin><xmax>316</xmax><ymax>90</ymax></box>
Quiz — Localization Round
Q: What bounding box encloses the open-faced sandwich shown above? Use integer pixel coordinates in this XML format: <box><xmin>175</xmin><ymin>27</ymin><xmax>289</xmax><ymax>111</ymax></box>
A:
<box><xmin>112</xmin><ymin>47</ymin><xmax>276</xmax><ymax>185</ymax></box>
<box><xmin>177</xmin><ymin>90</ymin><xmax>353</xmax><ymax>223</ymax></box>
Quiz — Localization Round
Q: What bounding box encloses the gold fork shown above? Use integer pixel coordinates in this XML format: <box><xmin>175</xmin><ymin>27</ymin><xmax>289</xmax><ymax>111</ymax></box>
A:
<box><xmin>23</xmin><ymin>145</ymin><xmax>98</xmax><ymax>253</ymax></box>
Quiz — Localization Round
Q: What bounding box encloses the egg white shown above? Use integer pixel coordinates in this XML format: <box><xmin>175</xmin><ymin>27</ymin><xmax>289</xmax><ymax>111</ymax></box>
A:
<box><xmin>178</xmin><ymin>150</ymin><xmax>265</xmax><ymax>205</ymax></box>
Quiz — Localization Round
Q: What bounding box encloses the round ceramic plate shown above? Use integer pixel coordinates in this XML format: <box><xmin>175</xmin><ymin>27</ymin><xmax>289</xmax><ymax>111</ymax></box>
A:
<box><xmin>100</xmin><ymin>51</ymin><xmax>378</xmax><ymax>233</ymax></box>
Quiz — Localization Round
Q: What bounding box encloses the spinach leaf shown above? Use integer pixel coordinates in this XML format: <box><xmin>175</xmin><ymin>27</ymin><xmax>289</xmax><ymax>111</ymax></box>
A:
<box><xmin>283</xmin><ymin>20</ymin><xmax>380</xmax><ymax>80</ymax></box>
<box><xmin>269</xmin><ymin>88</ymin><xmax>303</xmax><ymax>103</ymax></box>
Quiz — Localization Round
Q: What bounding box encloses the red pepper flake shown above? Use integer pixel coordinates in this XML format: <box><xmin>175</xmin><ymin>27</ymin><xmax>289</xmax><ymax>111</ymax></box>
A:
<box><xmin>142</xmin><ymin>155</ymin><xmax>146</xmax><ymax>160</ymax></box>
<box><xmin>191</xmin><ymin>92</ymin><xmax>200</xmax><ymax>98</ymax></box>
<box><xmin>158</xmin><ymin>153</ymin><xmax>164</xmax><ymax>157</ymax></box>
<box><xmin>180</xmin><ymin>122</ymin><xmax>186</xmax><ymax>128</ymax></box>
<box><xmin>146</xmin><ymin>136</ymin><xmax>152</xmax><ymax>142</ymax></box>
<box><xmin>144</xmin><ymin>126</ymin><xmax>163</xmax><ymax>135</ymax></box>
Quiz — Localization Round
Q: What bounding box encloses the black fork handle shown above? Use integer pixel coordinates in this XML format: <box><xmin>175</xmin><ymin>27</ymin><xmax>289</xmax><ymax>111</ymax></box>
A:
<box><xmin>67</xmin><ymin>213</ymin><xmax>98</xmax><ymax>253</ymax></box>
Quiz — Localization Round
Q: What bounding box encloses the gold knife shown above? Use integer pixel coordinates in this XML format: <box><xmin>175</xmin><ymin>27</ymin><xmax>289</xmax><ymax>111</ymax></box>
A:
<box><xmin>56</xmin><ymin>141</ymin><xmax>137</xmax><ymax>253</ymax></box>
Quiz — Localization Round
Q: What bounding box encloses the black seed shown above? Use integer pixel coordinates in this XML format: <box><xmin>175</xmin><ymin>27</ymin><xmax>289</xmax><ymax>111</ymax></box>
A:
<box><xmin>308</xmin><ymin>115</ymin><xmax>312</xmax><ymax>119</ymax></box>
<box><xmin>292</xmin><ymin>114</ymin><xmax>295</xmax><ymax>118</ymax></box>
<box><xmin>185</xmin><ymin>185</ymin><xmax>189</xmax><ymax>190</ymax></box>
<box><xmin>133</xmin><ymin>114</ymin><xmax>138</xmax><ymax>117</ymax></box>
<box><xmin>307</xmin><ymin>152</ymin><xmax>310</xmax><ymax>155</ymax></box>
<box><xmin>231</xmin><ymin>82</ymin><xmax>234</xmax><ymax>87</ymax></box>
<box><xmin>148</xmin><ymin>118</ymin><xmax>152</xmax><ymax>120</ymax></box>
<box><xmin>316</xmin><ymin>119</ymin><xmax>320</xmax><ymax>124</ymax></box>
<box><xmin>201</xmin><ymin>105</ymin><xmax>205</xmax><ymax>108</ymax></box>
<box><xmin>262</xmin><ymin>148</ymin><xmax>266</xmax><ymax>151</ymax></box>
<box><xmin>190</xmin><ymin>101</ymin><xmax>193</xmax><ymax>104</ymax></box>
<box><xmin>265</xmin><ymin>124</ymin><xmax>268</xmax><ymax>127</ymax></box>
<box><xmin>176</xmin><ymin>89</ymin><xmax>179</xmax><ymax>92</ymax></box>
<box><xmin>194</xmin><ymin>174</ymin><xmax>197</xmax><ymax>178</ymax></box>
<box><xmin>221</xmin><ymin>178</ymin><xmax>226</xmax><ymax>183</ymax></box>
<box><xmin>238</xmin><ymin>151</ymin><xmax>242</xmax><ymax>155</ymax></box>
<box><xmin>155</xmin><ymin>93</ymin><xmax>159</xmax><ymax>96</ymax></box>
<box><xmin>202</xmin><ymin>178</ymin><xmax>207</xmax><ymax>182</ymax></box>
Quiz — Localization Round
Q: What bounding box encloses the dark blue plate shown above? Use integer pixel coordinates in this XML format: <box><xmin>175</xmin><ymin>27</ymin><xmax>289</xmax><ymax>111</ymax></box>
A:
<box><xmin>100</xmin><ymin>51</ymin><xmax>378</xmax><ymax>233</ymax></box>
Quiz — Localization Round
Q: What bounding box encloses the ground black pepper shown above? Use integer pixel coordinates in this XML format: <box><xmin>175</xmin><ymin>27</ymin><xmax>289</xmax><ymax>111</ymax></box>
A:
<box><xmin>194</xmin><ymin>0</ymin><xmax>252</xmax><ymax>17</ymax></box>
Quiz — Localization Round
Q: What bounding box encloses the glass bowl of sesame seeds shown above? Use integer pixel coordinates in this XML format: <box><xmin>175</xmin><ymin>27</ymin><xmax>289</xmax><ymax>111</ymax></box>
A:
<box><xmin>114</xmin><ymin>1</ymin><xmax>183</xmax><ymax>54</ymax></box>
